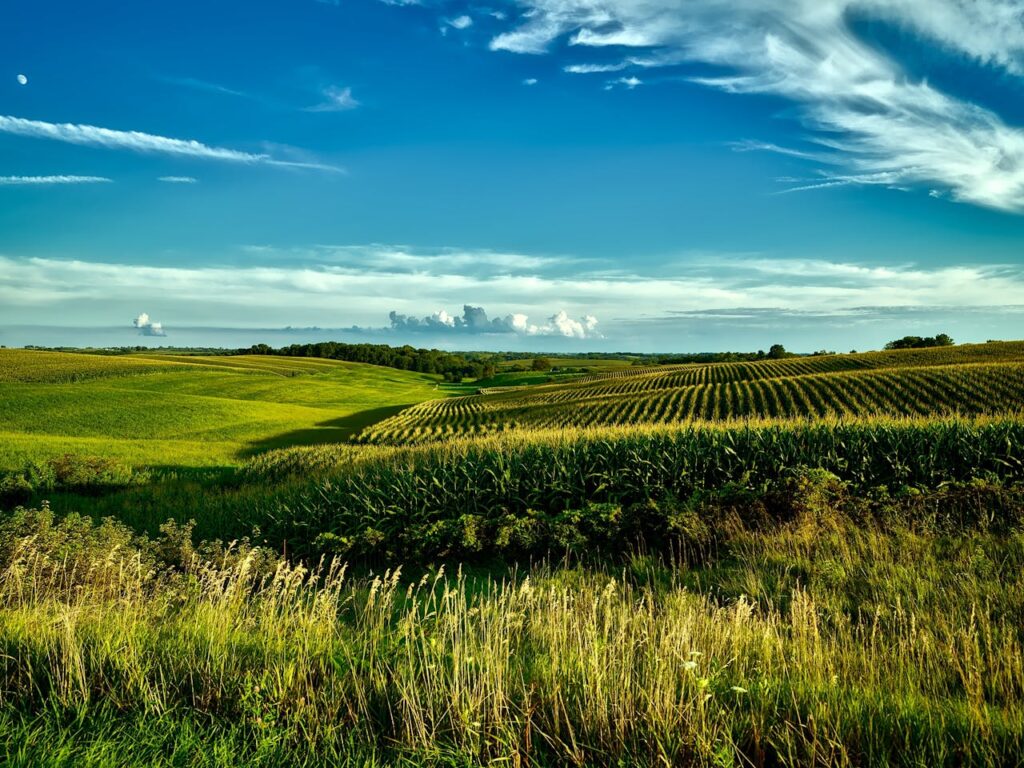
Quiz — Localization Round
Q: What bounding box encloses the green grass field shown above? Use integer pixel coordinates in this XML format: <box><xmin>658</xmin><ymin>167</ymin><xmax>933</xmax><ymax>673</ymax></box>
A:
<box><xmin>2</xmin><ymin>343</ymin><xmax>1024</xmax><ymax>766</ymax></box>
<box><xmin>0</xmin><ymin>350</ymin><xmax>445</xmax><ymax>469</ymax></box>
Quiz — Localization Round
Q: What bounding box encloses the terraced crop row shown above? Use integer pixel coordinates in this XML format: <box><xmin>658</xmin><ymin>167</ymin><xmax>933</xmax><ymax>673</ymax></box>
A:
<box><xmin>0</xmin><ymin>350</ymin><xmax>188</xmax><ymax>383</ymax></box>
<box><xmin>359</xmin><ymin>360</ymin><xmax>1024</xmax><ymax>444</ymax></box>
<box><xmin>475</xmin><ymin>343</ymin><xmax>1024</xmax><ymax>410</ymax></box>
<box><xmin>0</xmin><ymin>350</ymin><xmax>360</xmax><ymax>384</ymax></box>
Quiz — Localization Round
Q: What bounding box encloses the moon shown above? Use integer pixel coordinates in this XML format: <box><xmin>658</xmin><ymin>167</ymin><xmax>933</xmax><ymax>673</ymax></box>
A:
<box><xmin>16</xmin><ymin>74</ymin><xmax>27</xmax><ymax>86</ymax></box>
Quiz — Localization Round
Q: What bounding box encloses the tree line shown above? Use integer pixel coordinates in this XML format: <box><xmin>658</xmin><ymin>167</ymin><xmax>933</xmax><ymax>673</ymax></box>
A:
<box><xmin>242</xmin><ymin>342</ymin><xmax>502</xmax><ymax>382</ymax></box>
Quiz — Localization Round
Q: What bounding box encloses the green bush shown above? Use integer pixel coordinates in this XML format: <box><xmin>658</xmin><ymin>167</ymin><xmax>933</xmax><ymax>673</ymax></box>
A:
<box><xmin>0</xmin><ymin>454</ymin><xmax>149</xmax><ymax>509</ymax></box>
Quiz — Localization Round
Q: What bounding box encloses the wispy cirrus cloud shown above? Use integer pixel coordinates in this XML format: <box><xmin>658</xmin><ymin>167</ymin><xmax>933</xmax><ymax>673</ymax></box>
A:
<box><xmin>0</xmin><ymin>115</ymin><xmax>264</xmax><ymax>162</ymax></box>
<box><xmin>158</xmin><ymin>176</ymin><xmax>198</xmax><ymax>184</ymax></box>
<box><xmin>0</xmin><ymin>115</ymin><xmax>342</xmax><ymax>172</ymax></box>
<box><xmin>306</xmin><ymin>85</ymin><xmax>360</xmax><ymax>112</ymax></box>
<box><xmin>0</xmin><ymin>175</ymin><xmax>112</xmax><ymax>185</ymax></box>
<box><xmin>564</xmin><ymin>62</ymin><xmax>630</xmax><ymax>74</ymax></box>
<box><xmin>159</xmin><ymin>76</ymin><xmax>250</xmax><ymax>99</ymax></box>
<box><xmin>472</xmin><ymin>0</ymin><xmax>1024</xmax><ymax>213</ymax></box>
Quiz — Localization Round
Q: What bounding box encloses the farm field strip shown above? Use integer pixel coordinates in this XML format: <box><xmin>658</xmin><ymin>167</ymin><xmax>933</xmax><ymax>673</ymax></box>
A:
<box><xmin>360</xmin><ymin>349</ymin><xmax>1024</xmax><ymax>444</ymax></box>
<box><xmin>0</xmin><ymin>349</ymin><xmax>191</xmax><ymax>383</ymax></box>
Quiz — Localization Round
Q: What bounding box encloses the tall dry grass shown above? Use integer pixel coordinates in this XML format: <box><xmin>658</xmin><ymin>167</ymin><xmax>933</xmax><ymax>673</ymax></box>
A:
<box><xmin>0</xmin><ymin>504</ymin><xmax>1021</xmax><ymax>766</ymax></box>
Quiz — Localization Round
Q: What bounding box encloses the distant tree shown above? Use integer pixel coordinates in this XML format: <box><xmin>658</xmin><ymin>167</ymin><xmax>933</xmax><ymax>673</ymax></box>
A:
<box><xmin>531</xmin><ymin>357</ymin><xmax>553</xmax><ymax>372</ymax></box>
<box><xmin>885</xmin><ymin>334</ymin><xmax>954</xmax><ymax>350</ymax></box>
<box><xmin>885</xmin><ymin>336</ymin><xmax>923</xmax><ymax>350</ymax></box>
<box><xmin>767</xmin><ymin>344</ymin><xmax>787</xmax><ymax>360</ymax></box>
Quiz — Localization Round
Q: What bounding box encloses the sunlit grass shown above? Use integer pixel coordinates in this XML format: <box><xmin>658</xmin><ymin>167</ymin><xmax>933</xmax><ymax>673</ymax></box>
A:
<box><xmin>0</xmin><ymin>505</ymin><xmax>1021</xmax><ymax>766</ymax></box>
<box><xmin>0</xmin><ymin>351</ymin><xmax>446</xmax><ymax>469</ymax></box>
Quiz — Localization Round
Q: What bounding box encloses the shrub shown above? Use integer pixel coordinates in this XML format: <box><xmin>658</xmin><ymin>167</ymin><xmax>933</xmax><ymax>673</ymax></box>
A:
<box><xmin>0</xmin><ymin>454</ymin><xmax>149</xmax><ymax>509</ymax></box>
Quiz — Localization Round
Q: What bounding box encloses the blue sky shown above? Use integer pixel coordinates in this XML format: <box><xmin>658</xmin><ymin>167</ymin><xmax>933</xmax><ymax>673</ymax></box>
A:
<box><xmin>2</xmin><ymin>0</ymin><xmax>1024</xmax><ymax>351</ymax></box>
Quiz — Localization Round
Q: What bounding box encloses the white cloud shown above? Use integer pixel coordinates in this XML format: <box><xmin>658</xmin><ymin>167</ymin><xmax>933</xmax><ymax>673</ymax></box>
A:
<box><xmin>446</xmin><ymin>14</ymin><xmax>473</xmax><ymax>29</ymax></box>
<box><xmin>387</xmin><ymin>305</ymin><xmax>601</xmax><ymax>338</ymax></box>
<box><xmin>539</xmin><ymin>310</ymin><xmax>599</xmax><ymax>338</ymax></box>
<box><xmin>2</xmin><ymin>248</ymin><xmax>1024</xmax><ymax>334</ymax></box>
<box><xmin>523</xmin><ymin>77</ymin><xmax>539</xmax><ymax>85</ymax></box>
<box><xmin>132</xmin><ymin>312</ymin><xmax>166</xmax><ymax>337</ymax></box>
<box><xmin>307</xmin><ymin>85</ymin><xmax>360</xmax><ymax>112</ymax></box>
<box><xmin>16</xmin><ymin>74</ymin><xmax>28</xmax><ymax>86</ymax></box>
<box><xmin>607</xmin><ymin>76</ymin><xmax>642</xmax><ymax>90</ymax></box>
<box><xmin>0</xmin><ymin>115</ymin><xmax>265</xmax><ymax>162</ymax></box>
<box><xmin>158</xmin><ymin>176</ymin><xmax>198</xmax><ymax>184</ymax></box>
<box><xmin>0</xmin><ymin>175</ymin><xmax>112</xmax><ymax>185</ymax></box>
<box><xmin>564</xmin><ymin>62</ymin><xmax>630</xmax><ymax>74</ymax></box>
<box><xmin>483</xmin><ymin>0</ymin><xmax>1024</xmax><ymax>213</ymax></box>
<box><xmin>432</xmin><ymin>309</ymin><xmax>457</xmax><ymax>326</ymax></box>
<box><xmin>0</xmin><ymin>115</ymin><xmax>341</xmax><ymax>171</ymax></box>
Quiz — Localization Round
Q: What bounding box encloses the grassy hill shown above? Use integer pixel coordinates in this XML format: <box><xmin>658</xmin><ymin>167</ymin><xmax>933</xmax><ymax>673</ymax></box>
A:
<box><xmin>0</xmin><ymin>350</ymin><xmax>445</xmax><ymax>469</ymax></box>
<box><xmin>360</xmin><ymin>341</ymin><xmax>1024</xmax><ymax>443</ymax></box>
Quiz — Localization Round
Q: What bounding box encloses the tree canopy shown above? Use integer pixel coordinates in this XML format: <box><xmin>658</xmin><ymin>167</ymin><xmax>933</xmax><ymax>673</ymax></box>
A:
<box><xmin>884</xmin><ymin>334</ymin><xmax>954</xmax><ymax>350</ymax></box>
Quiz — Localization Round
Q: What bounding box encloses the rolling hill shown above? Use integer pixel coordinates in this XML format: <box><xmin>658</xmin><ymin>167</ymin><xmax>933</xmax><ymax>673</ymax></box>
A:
<box><xmin>0</xmin><ymin>350</ymin><xmax>445</xmax><ymax>469</ymax></box>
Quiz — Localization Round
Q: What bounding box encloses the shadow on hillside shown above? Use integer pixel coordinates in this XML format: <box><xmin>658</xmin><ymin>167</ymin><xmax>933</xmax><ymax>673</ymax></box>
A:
<box><xmin>240</xmin><ymin>403</ymin><xmax>411</xmax><ymax>457</ymax></box>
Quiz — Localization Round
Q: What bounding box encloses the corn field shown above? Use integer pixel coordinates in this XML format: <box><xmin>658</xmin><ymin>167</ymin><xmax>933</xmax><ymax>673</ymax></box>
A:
<box><xmin>254</xmin><ymin>418</ymin><xmax>1024</xmax><ymax>560</ymax></box>
<box><xmin>360</xmin><ymin>351</ymin><xmax>1024</xmax><ymax>444</ymax></box>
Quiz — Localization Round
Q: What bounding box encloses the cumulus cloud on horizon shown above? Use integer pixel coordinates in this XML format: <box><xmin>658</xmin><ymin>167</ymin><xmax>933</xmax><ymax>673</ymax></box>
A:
<box><xmin>386</xmin><ymin>305</ymin><xmax>600</xmax><ymax>338</ymax></box>
<box><xmin>133</xmin><ymin>312</ymin><xmax>166</xmax><ymax>337</ymax></box>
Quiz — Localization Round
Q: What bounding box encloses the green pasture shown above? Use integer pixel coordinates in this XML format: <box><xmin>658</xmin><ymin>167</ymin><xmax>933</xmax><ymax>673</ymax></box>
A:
<box><xmin>0</xmin><ymin>351</ymin><xmax>444</xmax><ymax>469</ymax></box>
